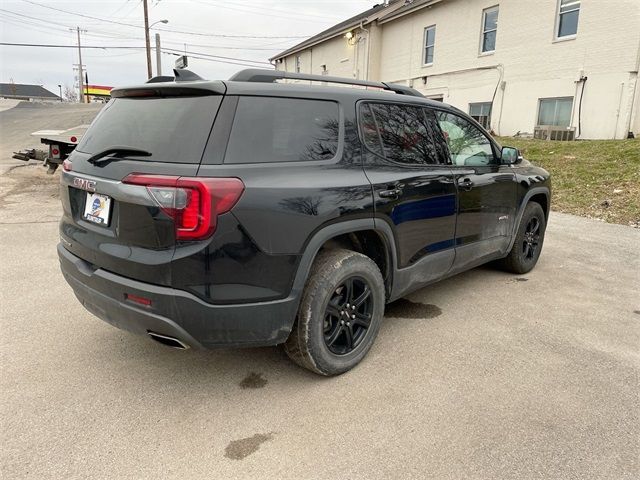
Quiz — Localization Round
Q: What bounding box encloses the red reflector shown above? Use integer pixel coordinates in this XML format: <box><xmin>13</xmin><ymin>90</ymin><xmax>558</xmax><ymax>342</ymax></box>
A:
<box><xmin>125</xmin><ymin>293</ymin><xmax>152</xmax><ymax>306</ymax></box>
<box><xmin>52</xmin><ymin>148</ymin><xmax>60</xmax><ymax>155</ymax></box>
<box><xmin>70</xmin><ymin>136</ymin><xmax>77</xmax><ymax>143</ymax></box>
<box><xmin>122</xmin><ymin>174</ymin><xmax>245</xmax><ymax>241</ymax></box>
<box><xmin>62</xmin><ymin>159</ymin><xmax>72</xmax><ymax>171</ymax></box>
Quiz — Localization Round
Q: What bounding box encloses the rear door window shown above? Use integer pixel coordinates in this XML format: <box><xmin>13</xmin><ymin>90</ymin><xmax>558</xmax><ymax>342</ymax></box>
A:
<box><xmin>76</xmin><ymin>96</ymin><xmax>222</xmax><ymax>164</ymax></box>
<box><xmin>360</xmin><ymin>102</ymin><xmax>441</xmax><ymax>165</ymax></box>
<box><xmin>224</xmin><ymin>97</ymin><xmax>340</xmax><ymax>164</ymax></box>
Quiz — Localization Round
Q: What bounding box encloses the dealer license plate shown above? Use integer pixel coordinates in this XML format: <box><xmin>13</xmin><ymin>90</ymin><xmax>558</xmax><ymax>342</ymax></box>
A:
<box><xmin>83</xmin><ymin>192</ymin><xmax>112</xmax><ymax>226</ymax></box>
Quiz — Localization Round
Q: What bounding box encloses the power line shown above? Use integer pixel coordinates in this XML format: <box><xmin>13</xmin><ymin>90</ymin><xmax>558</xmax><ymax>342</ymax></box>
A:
<box><xmin>1</xmin><ymin>42</ymin><xmax>143</xmax><ymax>50</ymax></box>
<box><xmin>161</xmin><ymin>47</ymin><xmax>270</xmax><ymax>65</ymax></box>
<box><xmin>188</xmin><ymin>0</ymin><xmax>343</xmax><ymax>23</ymax></box>
<box><xmin>0</xmin><ymin>11</ymin><xmax>289</xmax><ymax>52</ymax></box>
<box><xmin>19</xmin><ymin>0</ymin><xmax>308</xmax><ymax>38</ymax></box>
<box><xmin>1</xmin><ymin>42</ymin><xmax>273</xmax><ymax>68</ymax></box>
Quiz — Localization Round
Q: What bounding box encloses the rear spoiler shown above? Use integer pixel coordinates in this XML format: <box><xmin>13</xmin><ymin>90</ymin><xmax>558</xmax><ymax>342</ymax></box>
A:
<box><xmin>110</xmin><ymin>70</ymin><xmax>225</xmax><ymax>98</ymax></box>
<box><xmin>146</xmin><ymin>69</ymin><xmax>205</xmax><ymax>84</ymax></box>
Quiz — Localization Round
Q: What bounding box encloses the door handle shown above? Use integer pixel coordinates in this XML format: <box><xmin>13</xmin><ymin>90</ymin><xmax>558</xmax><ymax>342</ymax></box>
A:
<box><xmin>379</xmin><ymin>188</ymin><xmax>403</xmax><ymax>198</ymax></box>
<box><xmin>458</xmin><ymin>178</ymin><xmax>474</xmax><ymax>191</ymax></box>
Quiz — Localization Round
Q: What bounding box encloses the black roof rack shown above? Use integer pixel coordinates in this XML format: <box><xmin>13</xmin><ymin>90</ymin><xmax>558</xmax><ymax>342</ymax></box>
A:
<box><xmin>229</xmin><ymin>68</ymin><xmax>423</xmax><ymax>98</ymax></box>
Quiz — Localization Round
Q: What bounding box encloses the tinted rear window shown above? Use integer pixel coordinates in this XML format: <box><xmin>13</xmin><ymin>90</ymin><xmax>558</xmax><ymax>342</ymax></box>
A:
<box><xmin>76</xmin><ymin>96</ymin><xmax>221</xmax><ymax>163</ymax></box>
<box><xmin>364</xmin><ymin>102</ymin><xmax>440</xmax><ymax>165</ymax></box>
<box><xmin>224</xmin><ymin>97</ymin><xmax>340</xmax><ymax>164</ymax></box>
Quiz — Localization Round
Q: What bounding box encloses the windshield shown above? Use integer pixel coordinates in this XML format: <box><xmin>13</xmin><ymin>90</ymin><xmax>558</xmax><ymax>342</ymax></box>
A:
<box><xmin>77</xmin><ymin>96</ymin><xmax>222</xmax><ymax>164</ymax></box>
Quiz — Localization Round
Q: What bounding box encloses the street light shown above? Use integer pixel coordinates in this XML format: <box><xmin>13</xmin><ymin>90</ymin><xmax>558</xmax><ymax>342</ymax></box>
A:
<box><xmin>150</xmin><ymin>19</ymin><xmax>169</xmax><ymax>28</ymax></box>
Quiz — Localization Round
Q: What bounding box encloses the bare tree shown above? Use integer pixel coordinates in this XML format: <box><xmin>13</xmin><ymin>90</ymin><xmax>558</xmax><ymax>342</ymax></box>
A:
<box><xmin>63</xmin><ymin>84</ymin><xmax>77</xmax><ymax>103</ymax></box>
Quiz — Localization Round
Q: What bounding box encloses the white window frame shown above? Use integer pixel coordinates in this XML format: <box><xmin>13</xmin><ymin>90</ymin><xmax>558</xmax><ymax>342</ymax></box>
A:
<box><xmin>295</xmin><ymin>55</ymin><xmax>301</xmax><ymax>73</ymax></box>
<box><xmin>469</xmin><ymin>102</ymin><xmax>493</xmax><ymax>129</ymax></box>
<box><xmin>554</xmin><ymin>0</ymin><xmax>580</xmax><ymax>41</ymax></box>
<box><xmin>423</xmin><ymin>25</ymin><xmax>436</xmax><ymax>66</ymax></box>
<box><xmin>480</xmin><ymin>5</ymin><xmax>499</xmax><ymax>55</ymax></box>
<box><xmin>536</xmin><ymin>97</ymin><xmax>574</xmax><ymax>127</ymax></box>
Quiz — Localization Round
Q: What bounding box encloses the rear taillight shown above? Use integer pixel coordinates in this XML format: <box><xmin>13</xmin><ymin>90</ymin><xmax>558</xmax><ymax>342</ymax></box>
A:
<box><xmin>123</xmin><ymin>174</ymin><xmax>244</xmax><ymax>240</ymax></box>
<box><xmin>62</xmin><ymin>159</ymin><xmax>72</xmax><ymax>171</ymax></box>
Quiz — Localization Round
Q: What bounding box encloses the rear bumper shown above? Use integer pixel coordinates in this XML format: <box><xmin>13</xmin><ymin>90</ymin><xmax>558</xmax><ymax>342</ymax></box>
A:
<box><xmin>58</xmin><ymin>244</ymin><xmax>298</xmax><ymax>349</ymax></box>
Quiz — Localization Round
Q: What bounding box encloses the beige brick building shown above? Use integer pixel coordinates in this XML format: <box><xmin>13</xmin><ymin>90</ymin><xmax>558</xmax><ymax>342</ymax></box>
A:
<box><xmin>271</xmin><ymin>0</ymin><xmax>640</xmax><ymax>140</ymax></box>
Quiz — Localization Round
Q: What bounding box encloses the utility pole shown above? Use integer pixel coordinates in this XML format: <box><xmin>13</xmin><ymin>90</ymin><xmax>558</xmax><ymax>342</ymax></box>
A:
<box><xmin>70</xmin><ymin>27</ymin><xmax>86</xmax><ymax>103</ymax></box>
<box><xmin>85</xmin><ymin>71</ymin><xmax>90</xmax><ymax>103</ymax></box>
<box><xmin>155</xmin><ymin>33</ymin><xmax>162</xmax><ymax>76</ymax></box>
<box><xmin>143</xmin><ymin>0</ymin><xmax>152</xmax><ymax>79</ymax></box>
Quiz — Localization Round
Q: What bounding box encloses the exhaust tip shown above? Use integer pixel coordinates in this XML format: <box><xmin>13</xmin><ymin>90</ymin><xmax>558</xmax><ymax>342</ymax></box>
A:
<box><xmin>147</xmin><ymin>331</ymin><xmax>189</xmax><ymax>350</ymax></box>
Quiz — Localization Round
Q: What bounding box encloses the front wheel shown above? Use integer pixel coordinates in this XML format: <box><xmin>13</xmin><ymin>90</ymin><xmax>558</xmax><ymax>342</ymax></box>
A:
<box><xmin>284</xmin><ymin>249</ymin><xmax>385</xmax><ymax>376</ymax></box>
<box><xmin>498</xmin><ymin>202</ymin><xmax>547</xmax><ymax>274</ymax></box>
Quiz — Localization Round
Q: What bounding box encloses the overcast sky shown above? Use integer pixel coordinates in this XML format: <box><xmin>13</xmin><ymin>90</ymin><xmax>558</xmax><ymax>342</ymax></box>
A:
<box><xmin>0</xmin><ymin>0</ymin><xmax>373</xmax><ymax>96</ymax></box>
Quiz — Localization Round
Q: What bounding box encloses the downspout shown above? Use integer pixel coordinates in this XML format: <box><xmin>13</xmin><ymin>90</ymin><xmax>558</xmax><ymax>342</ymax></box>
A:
<box><xmin>625</xmin><ymin>36</ymin><xmax>640</xmax><ymax>138</ymax></box>
<box><xmin>359</xmin><ymin>20</ymin><xmax>371</xmax><ymax>81</ymax></box>
<box><xmin>614</xmin><ymin>82</ymin><xmax>625</xmax><ymax>139</ymax></box>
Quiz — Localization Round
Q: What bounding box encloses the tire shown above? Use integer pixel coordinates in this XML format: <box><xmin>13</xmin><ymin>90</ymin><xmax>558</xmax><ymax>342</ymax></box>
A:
<box><xmin>498</xmin><ymin>202</ymin><xmax>547</xmax><ymax>274</ymax></box>
<box><xmin>284</xmin><ymin>248</ymin><xmax>385</xmax><ymax>376</ymax></box>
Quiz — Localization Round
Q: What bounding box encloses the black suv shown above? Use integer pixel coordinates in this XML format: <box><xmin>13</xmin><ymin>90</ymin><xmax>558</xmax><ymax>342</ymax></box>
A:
<box><xmin>59</xmin><ymin>68</ymin><xmax>550</xmax><ymax>375</ymax></box>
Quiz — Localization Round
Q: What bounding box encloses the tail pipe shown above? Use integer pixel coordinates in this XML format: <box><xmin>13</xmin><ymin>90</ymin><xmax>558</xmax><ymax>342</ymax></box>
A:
<box><xmin>147</xmin><ymin>331</ymin><xmax>189</xmax><ymax>350</ymax></box>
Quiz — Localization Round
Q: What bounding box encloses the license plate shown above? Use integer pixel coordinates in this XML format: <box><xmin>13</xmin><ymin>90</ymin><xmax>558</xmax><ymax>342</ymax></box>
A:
<box><xmin>83</xmin><ymin>192</ymin><xmax>112</xmax><ymax>226</ymax></box>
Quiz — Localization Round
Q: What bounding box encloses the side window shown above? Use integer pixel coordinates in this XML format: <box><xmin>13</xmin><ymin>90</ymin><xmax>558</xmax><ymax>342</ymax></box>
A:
<box><xmin>225</xmin><ymin>97</ymin><xmax>340</xmax><ymax>164</ymax></box>
<box><xmin>435</xmin><ymin>111</ymin><xmax>495</xmax><ymax>166</ymax></box>
<box><xmin>362</xmin><ymin>102</ymin><xmax>439</xmax><ymax>166</ymax></box>
<box><xmin>359</xmin><ymin>103</ymin><xmax>384</xmax><ymax>156</ymax></box>
<box><xmin>423</xmin><ymin>108</ymin><xmax>451</xmax><ymax>165</ymax></box>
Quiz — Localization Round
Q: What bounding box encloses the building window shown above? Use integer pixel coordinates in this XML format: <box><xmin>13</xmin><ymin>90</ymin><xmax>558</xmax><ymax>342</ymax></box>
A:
<box><xmin>537</xmin><ymin>97</ymin><xmax>573</xmax><ymax>126</ymax></box>
<box><xmin>557</xmin><ymin>0</ymin><xmax>580</xmax><ymax>38</ymax></box>
<box><xmin>295</xmin><ymin>55</ymin><xmax>301</xmax><ymax>73</ymax></box>
<box><xmin>423</xmin><ymin>26</ymin><xmax>436</xmax><ymax>65</ymax></box>
<box><xmin>469</xmin><ymin>102</ymin><xmax>492</xmax><ymax>129</ymax></box>
<box><xmin>481</xmin><ymin>6</ymin><xmax>499</xmax><ymax>53</ymax></box>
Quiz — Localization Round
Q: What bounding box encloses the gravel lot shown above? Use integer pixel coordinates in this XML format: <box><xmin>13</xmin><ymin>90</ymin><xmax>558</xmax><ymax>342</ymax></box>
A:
<box><xmin>1</xmin><ymin>103</ymin><xmax>639</xmax><ymax>479</ymax></box>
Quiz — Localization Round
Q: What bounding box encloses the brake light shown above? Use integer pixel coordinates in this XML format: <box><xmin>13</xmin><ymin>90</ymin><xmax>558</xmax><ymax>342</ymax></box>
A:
<box><xmin>62</xmin><ymin>159</ymin><xmax>72</xmax><ymax>171</ymax></box>
<box><xmin>123</xmin><ymin>174</ymin><xmax>244</xmax><ymax>240</ymax></box>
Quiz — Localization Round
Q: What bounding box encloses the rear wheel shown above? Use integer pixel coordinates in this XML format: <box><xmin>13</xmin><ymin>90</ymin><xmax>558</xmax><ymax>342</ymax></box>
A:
<box><xmin>498</xmin><ymin>202</ymin><xmax>546</xmax><ymax>274</ymax></box>
<box><xmin>284</xmin><ymin>249</ymin><xmax>385</xmax><ymax>376</ymax></box>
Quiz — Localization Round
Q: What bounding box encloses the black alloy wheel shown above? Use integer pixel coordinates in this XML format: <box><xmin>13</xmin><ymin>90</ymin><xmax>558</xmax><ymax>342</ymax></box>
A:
<box><xmin>522</xmin><ymin>216</ymin><xmax>541</xmax><ymax>260</ymax></box>
<box><xmin>323</xmin><ymin>276</ymin><xmax>373</xmax><ymax>355</ymax></box>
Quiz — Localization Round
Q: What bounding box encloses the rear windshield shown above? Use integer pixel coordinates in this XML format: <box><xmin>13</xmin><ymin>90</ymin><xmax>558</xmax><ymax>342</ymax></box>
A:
<box><xmin>224</xmin><ymin>97</ymin><xmax>340</xmax><ymax>164</ymax></box>
<box><xmin>76</xmin><ymin>96</ymin><xmax>221</xmax><ymax>163</ymax></box>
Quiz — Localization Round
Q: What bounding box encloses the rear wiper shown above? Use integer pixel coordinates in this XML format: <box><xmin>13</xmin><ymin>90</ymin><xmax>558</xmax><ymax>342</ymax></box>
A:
<box><xmin>87</xmin><ymin>146</ymin><xmax>152</xmax><ymax>166</ymax></box>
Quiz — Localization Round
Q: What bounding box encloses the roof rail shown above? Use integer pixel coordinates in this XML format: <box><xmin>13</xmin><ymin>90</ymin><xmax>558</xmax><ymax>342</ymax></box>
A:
<box><xmin>229</xmin><ymin>68</ymin><xmax>423</xmax><ymax>98</ymax></box>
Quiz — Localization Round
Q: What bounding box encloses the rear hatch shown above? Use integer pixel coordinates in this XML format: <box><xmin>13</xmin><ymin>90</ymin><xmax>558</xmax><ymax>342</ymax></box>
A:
<box><xmin>59</xmin><ymin>83</ymin><xmax>226</xmax><ymax>285</ymax></box>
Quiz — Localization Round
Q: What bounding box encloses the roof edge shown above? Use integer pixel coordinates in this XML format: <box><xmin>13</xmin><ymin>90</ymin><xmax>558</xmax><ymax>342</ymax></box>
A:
<box><xmin>269</xmin><ymin>1</ymin><xmax>405</xmax><ymax>62</ymax></box>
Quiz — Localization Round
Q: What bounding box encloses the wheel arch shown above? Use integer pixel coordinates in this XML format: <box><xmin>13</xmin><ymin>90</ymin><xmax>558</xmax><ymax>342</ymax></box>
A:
<box><xmin>291</xmin><ymin>219</ymin><xmax>397</xmax><ymax>302</ymax></box>
<box><xmin>507</xmin><ymin>187</ymin><xmax>550</xmax><ymax>252</ymax></box>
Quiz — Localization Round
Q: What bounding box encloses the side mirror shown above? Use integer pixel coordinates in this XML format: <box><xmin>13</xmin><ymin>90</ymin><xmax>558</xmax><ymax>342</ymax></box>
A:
<box><xmin>501</xmin><ymin>146</ymin><xmax>523</xmax><ymax>165</ymax></box>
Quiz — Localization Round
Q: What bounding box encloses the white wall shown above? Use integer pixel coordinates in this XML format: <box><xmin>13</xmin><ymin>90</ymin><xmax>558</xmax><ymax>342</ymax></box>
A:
<box><xmin>279</xmin><ymin>35</ymin><xmax>357</xmax><ymax>79</ymax></box>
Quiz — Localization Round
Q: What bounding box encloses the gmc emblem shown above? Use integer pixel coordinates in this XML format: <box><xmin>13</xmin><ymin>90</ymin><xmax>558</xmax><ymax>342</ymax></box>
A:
<box><xmin>73</xmin><ymin>177</ymin><xmax>97</xmax><ymax>192</ymax></box>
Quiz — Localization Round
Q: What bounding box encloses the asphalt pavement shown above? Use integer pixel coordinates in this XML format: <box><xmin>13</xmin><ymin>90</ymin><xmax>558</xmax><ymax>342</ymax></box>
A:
<box><xmin>1</xmin><ymin>103</ymin><xmax>639</xmax><ymax>479</ymax></box>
